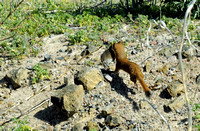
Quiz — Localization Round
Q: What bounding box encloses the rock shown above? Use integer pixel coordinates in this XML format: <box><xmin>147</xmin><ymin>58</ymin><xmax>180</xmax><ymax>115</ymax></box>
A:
<box><xmin>104</xmin><ymin>74</ymin><xmax>113</xmax><ymax>82</ymax></box>
<box><xmin>159</xmin><ymin>46</ymin><xmax>177</xmax><ymax>58</ymax></box>
<box><xmin>64</xmin><ymin>77</ymin><xmax>69</xmax><ymax>85</ymax></box>
<box><xmin>182</xmin><ymin>45</ymin><xmax>196</xmax><ymax>58</ymax></box>
<box><xmin>171</xmin><ymin>74</ymin><xmax>178</xmax><ymax>81</ymax></box>
<box><xmin>158</xmin><ymin>64</ymin><xmax>170</xmax><ymax>75</ymax></box>
<box><xmin>164</xmin><ymin>95</ymin><xmax>185</xmax><ymax>112</ymax></box>
<box><xmin>167</xmin><ymin>81</ymin><xmax>184</xmax><ymax>97</ymax></box>
<box><xmin>131</xmin><ymin>46</ymin><xmax>138</xmax><ymax>55</ymax></box>
<box><xmin>86</xmin><ymin>121</ymin><xmax>100</xmax><ymax>131</ymax></box>
<box><xmin>81</xmin><ymin>45</ymin><xmax>96</xmax><ymax>57</ymax></box>
<box><xmin>154</xmin><ymin>77</ymin><xmax>164</xmax><ymax>87</ymax></box>
<box><xmin>144</xmin><ymin>61</ymin><xmax>153</xmax><ymax>73</ymax></box>
<box><xmin>75</xmin><ymin>68</ymin><xmax>104</xmax><ymax>91</ymax></box>
<box><xmin>71</xmin><ymin>123</ymin><xmax>84</xmax><ymax>131</ymax></box>
<box><xmin>44</xmin><ymin>54</ymin><xmax>51</xmax><ymax>61</ymax></box>
<box><xmin>101</xmin><ymin>105</ymin><xmax>114</xmax><ymax>118</ymax></box>
<box><xmin>5</xmin><ymin>67</ymin><xmax>29</xmax><ymax>89</ymax></box>
<box><xmin>139</xmin><ymin>100</ymin><xmax>150</xmax><ymax>109</ymax></box>
<box><xmin>105</xmin><ymin>114</ymin><xmax>121</xmax><ymax>127</ymax></box>
<box><xmin>51</xmin><ymin>84</ymin><xmax>84</xmax><ymax>117</ymax></box>
<box><xmin>196</xmin><ymin>74</ymin><xmax>200</xmax><ymax>84</ymax></box>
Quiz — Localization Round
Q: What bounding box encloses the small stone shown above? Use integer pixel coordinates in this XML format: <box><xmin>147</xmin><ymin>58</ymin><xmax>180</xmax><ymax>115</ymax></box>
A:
<box><xmin>59</xmin><ymin>49</ymin><xmax>65</xmax><ymax>52</ymax></box>
<box><xmin>0</xmin><ymin>100</ymin><xmax>3</xmax><ymax>105</ymax></box>
<box><xmin>167</xmin><ymin>81</ymin><xmax>184</xmax><ymax>97</ymax></box>
<box><xmin>71</xmin><ymin>123</ymin><xmax>84</xmax><ymax>131</ymax></box>
<box><xmin>182</xmin><ymin>46</ymin><xmax>196</xmax><ymax>58</ymax></box>
<box><xmin>49</xmin><ymin>34</ymin><xmax>55</xmax><ymax>38</ymax></box>
<box><xmin>144</xmin><ymin>61</ymin><xmax>153</xmax><ymax>73</ymax></box>
<box><xmin>171</xmin><ymin>74</ymin><xmax>178</xmax><ymax>81</ymax></box>
<box><xmin>110</xmin><ymin>98</ymin><xmax>115</xmax><ymax>103</ymax></box>
<box><xmin>27</xmin><ymin>60</ymin><xmax>33</xmax><ymax>63</ymax></box>
<box><xmin>44</xmin><ymin>54</ymin><xmax>51</xmax><ymax>61</ymax></box>
<box><xmin>104</xmin><ymin>74</ymin><xmax>113</xmax><ymax>82</ymax></box>
<box><xmin>196</xmin><ymin>74</ymin><xmax>200</xmax><ymax>84</ymax></box>
<box><xmin>164</xmin><ymin>95</ymin><xmax>186</xmax><ymax>112</ymax></box>
<box><xmin>64</xmin><ymin>77</ymin><xmax>68</xmax><ymax>85</ymax></box>
<box><xmin>105</xmin><ymin>114</ymin><xmax>121</xmax><ymax>127</ymax></box>
<box><xmin>86</xmin><ymin>121</ymin><xmax>100</xmax><ymax>131</ymax></box>
<box><xmin>57</xmin><ymin>56</ymin><xmax>64</xmax><ymax>60</ymax></box>
<box><xmin>158</xmin><ymin>64</ymin><xmax>170</xmax><ymax>75</ymax></box>
<box><xmin>81</xmin><ymin>45</ymin><xmax>96</xmax><ymax>57</ymax></box>
<box><xmin>139</xmin><ymin>100</ymin><xmax>150</xmax><ymax>109</ymax></box>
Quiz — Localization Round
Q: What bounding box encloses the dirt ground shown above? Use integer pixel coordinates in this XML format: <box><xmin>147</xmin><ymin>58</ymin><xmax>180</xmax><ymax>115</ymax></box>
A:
<box><xmin>0</xmin><ymin>23</ymin><xmax>199</xmax><ymax>131</ymax></box>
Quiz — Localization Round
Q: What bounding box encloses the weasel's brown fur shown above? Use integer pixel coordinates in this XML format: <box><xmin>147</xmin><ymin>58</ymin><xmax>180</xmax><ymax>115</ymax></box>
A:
<box><xmin>113</xmin><ymin>41</ymin><xmax>151</xmax><ymax>97</ymax></box>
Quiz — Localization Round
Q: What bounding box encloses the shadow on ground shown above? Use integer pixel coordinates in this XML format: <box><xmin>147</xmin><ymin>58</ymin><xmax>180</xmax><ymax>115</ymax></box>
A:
<box><xmin>101</xmin><ymin>69</ymin><xmax>139</xmax><ymax>111</ymax></box>
<box><xmin>34</xmin><ymin>105</ymin><xmax>68</xmax><ymax>126</ymax></box>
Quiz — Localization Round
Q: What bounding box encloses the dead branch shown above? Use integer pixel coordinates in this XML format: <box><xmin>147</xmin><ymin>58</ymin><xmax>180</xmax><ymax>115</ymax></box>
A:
<box><xmin>76</xmin><ymin>45</ymin><xmax>103</xmax><ymax>65</ymax></box>
<box><xmin>0</xmin><ymin>0</ymin><xmax>24</xmax><ymax>25</ymax></box>
<box><xmin>142</xmin><ymin>98</ymin><xmax>172</xmax><ymax>131</ymax></box>
<box><xmin>8</xmin><ymin>16</ymin><xmax>38</xmax><ymax>31</ymax></box>
<box><xmin>160</xmin><ymin>20</ymin><xmax>176</xmax><ymax>42</ymax></box>
<box><xmin>185</xmin><ymin>20</ymin><xmax>200</xmax><ymax>52</ymax></box>
<box><xmin>146</xmin><ymin>21</ymin><xmax>151</xmax><ymax>47</ymax></box>
<box><xmin>0</xmin><ymin>34</ymin><xmax>15</xmax><ymax>41</ymax></box>
<box><xmin>178</xmin><ymin>0</ymin><xmax>197</xmax><ymax>131</ymax></box>
<box><xmin>0</xmin><ymin>98</ymin><xmax>50</xmax><ymax>126</ymax></box>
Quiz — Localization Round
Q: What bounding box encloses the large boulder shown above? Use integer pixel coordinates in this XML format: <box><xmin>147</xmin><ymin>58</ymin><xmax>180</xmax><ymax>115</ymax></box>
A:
<box><xmin>75</xmin><ymin>68</ymin><xmax>104</xmax><ymax>91</ymax></box>
<box><xmin>51</xmin><ymin>84</ymin><xmax>84</xmax><ymax>117</ymax></box>
<box><xmin>5</xmin><ymin>67</ymin><xmax>29</xmax><ymax>89</ymax></box>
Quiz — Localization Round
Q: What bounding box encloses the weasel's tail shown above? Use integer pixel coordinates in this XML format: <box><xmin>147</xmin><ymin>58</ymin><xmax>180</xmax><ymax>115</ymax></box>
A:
<box><xmin>138</xmin><ymin>77</ymin><xmax>151</xmax><ymax>98</ymax></box>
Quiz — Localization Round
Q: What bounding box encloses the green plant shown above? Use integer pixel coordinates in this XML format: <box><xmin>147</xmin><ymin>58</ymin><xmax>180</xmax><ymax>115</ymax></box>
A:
<box><xmin>12</xmin><ymin>117</ymin><xmax>32</xmax><ymax>131</ymax></box>
<box><xmin>87</xmin><ymin>60</ymin><xmax>94</xmax><ymax>66</ymax></box>
<box><xmin>193</xmin><ymin>103</ymin><xmax>200</xmax><ymax>130</ymax></box>
<box><xmin>32</xmin><ymin>63</ymin><xmax>50</xmax><ymax>84</ymax></box>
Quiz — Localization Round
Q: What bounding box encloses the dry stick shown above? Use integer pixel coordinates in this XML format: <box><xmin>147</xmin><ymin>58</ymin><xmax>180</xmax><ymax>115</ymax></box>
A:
<box><xmin>146</xmin><ymin>21</ymin><xmax>151</xmax><ymax>47</ymax></box>
<box><xmin>142</xmin><ymin>98</ymin><xmax>172</xmax><ymax>131</ymax></box>
<box><xmin>0</xmin><ymin>34</ymin><xmax>15</xmax><ymax>41</ymax></box>
<box><xmin>185</xmin><ymin>20</ymin><xmax>200</xmax><ymax>52</ymax></box>
<box><xmin>160</xmin><ymin>20</ymin><xmax>176</xmax><ymax>42</ymax></box>
<box><xmin>139</xmin><ymin>46</ymin><xmax>164</xmax><ymax>65</ymax></box>
<box><xmin>8</xmin><ymin>16</ymin><xmax>38</xmax><ymax>31</ymax></box>
<box><xmin>1</xmin><ymin>99</ymin><xmax>50</xmax><ymax>126</ymax></box>
<box><xmin>179</xmin><ymin>0</ymin><xmax>197</xmax><ymax>131</ymax></box>
<box><xmin>0</xmin><ymin>0</ymin><xmax>24</xmax><ymax>25</ymax></box>
<box><xmin>76</xmin><ymin>45</ymin><xmax>103</xmax><ymax>65</ymax></box>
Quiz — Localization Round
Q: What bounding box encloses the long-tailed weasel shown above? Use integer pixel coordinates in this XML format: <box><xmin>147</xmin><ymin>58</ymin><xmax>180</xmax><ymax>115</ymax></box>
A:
<box><xmin>113</xmin><ymin>41</ymin><xmax>151</xmax><ymax>97</ymax></box>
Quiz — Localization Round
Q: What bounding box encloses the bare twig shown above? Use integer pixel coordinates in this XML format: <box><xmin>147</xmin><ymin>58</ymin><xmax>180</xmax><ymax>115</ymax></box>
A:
<box><xmin>179</xmin><ymin>0</ymin><xmax>197</xmax><ymax>131</ymax></box>
<box><xmin>26</xmin><ymin>98</ymin><xmax>50</xmax><ymax>114</ymax></box>
<box><xmin>146</xmin><ymin>21</ymin><xmax>152</xmax><ymax>47</ymax></box>
<box><xmin>0</xmin><ymin>34</ymin><xmax>15</xmax><ymax>41</ymax></box>
<box><xmin>0</xmin><ymin>0</ymin><xmax>24</xmax><ymax>25</ymax></box>
<box><xmin>8</xmin><ymin>16</ymin><xmax>38</xmax><ymax>31</ymax></box>
<box><xmin>76</xmin><ymin>45</ymin><xmax>103</xmax><ymax>65</ymax></box>
<box><xmin>142</xmin><ymin>98</ymin><xmax>172</xmax><ymax>131</ymax></box>
<box><xmin>139</xmin><ymin>46</ymin><xmax>164</xmax><ymax>65</ymax></box>
<box><xmin>160</xmin><ymin>20</ymin><xmax>176</xmax><ymax>42</ymax></box>
<box><xmin>0</xmin><ymin>99</ymin><xmax>50</xmax><ymax>126</ymax></box>
<box><xmin>185</xmin><ymin>20</ymin><xmax>200</xmax><ymax>52</ymax></box>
